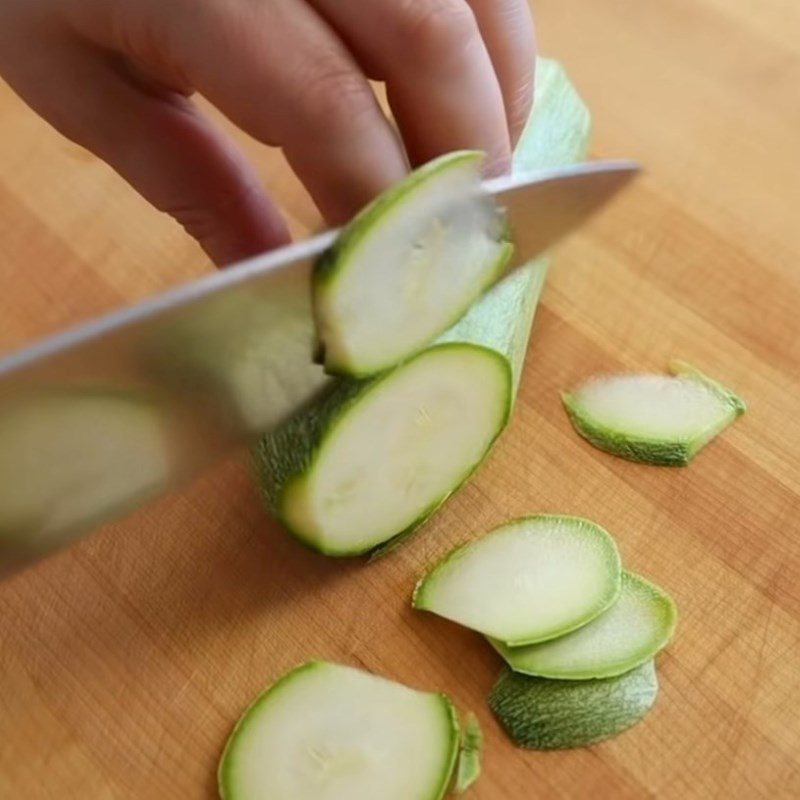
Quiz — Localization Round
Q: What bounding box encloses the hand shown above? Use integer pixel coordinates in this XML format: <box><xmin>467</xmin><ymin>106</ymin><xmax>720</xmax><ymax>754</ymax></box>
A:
<box><xmin>0</xmin><ymin>0</ymin><xmax>535</xmax><ymax>266</ymax></box>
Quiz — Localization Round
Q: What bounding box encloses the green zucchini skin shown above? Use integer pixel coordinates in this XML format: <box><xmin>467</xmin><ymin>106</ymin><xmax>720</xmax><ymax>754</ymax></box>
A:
<box><xmin>563</xmin><ymin>361</ymin><xmax>746</xmax><ymax>466</ymax></box>
<box><xmin>562</xmin><ymin>394</ymin><xmax>695</xmax><ymax>466</ymax></box>
<box><xmin>489</xmin><ymin>660</ymin><xmax>659</xmax><ymax>750</ymax></box>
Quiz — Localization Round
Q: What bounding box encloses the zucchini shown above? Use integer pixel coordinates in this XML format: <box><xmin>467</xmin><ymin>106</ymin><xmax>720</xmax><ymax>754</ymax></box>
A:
<box><xmin>218</xmin><ymin>661</ymin><xmax>459</xmax><ymax>800</ymax></box>
<box><xmin>489</xmin><ymin>660</ymin><xmax>658</xmax><ymax>750</ymax></box>
<box><xmin>454</xmin><ymin>713</ymin><xmax>482</xmax><ymax>794</ymax></box>
<box><xmin>490</xmin><ymin>572</ymin><xmax>676</xmax><ymax>679</ymax></box>
<box><xmin>0</xmin><ymin>390</ymin><xmax>169</xmax><ymax>554</ymax></box>
<box><xmin>253</xmin><ymin>57</ymin><xmax>591</xmax><ymax>556</ymax></box>
<box><xmin>563</xmin><ymin>360</ymin><xmax>746</xmax><ymax>465</ymax></box>
<box><xmin>313</xmin><ymin>151</ymin><xmax>512</xmax><ymax>377</ymax></box>
<box><xmin>413</xmin><ymin>515</ymin><xmax>621</xmax><ymax>645</ymax></box>
<box><xmin>513</xmin><ymin>58</ymin><xmax>592</xmax><ymax>173</ymax></box>
<box><xmin>254</xmin><ymin>343</ymin><xmax>513</xmax><ymax>556</ymax></box>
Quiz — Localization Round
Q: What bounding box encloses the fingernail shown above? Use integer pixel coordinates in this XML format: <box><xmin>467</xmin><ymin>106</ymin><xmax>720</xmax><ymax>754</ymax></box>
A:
<box><xmin>483</xmin><ymin>152</ymin><xmax>512</xmax><ymax>178</ymax></box>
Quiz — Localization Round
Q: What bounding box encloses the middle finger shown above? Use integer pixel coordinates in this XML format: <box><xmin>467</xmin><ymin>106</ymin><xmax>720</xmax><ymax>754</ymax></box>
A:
<box><xmin>310</xmin><ymin>0</ymin><xmax>512</xmax><ymax>174</ymax></box>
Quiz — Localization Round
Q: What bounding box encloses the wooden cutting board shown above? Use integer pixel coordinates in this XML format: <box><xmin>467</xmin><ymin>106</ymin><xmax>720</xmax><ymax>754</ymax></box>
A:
<box><xmin>1</xmin><ymin>1</ymin><xmax>799</xmax><ymax>797</ymax></box>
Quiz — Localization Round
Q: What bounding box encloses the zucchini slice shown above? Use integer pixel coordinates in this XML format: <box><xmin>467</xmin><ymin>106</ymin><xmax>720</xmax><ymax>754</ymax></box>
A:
<box><xmin>218</xmin><ymin>661</ymin><xmax>459</xmax><ymax>800</ymax></box>
<box><xmin>454</xmin><ymin>712</ymin><xmax>483</xmax><ymax>794</ymax></box>
<box><xmin>490</xmin><ymin>572</ymin><xmax>676</xmax><ymax>679</ymax></box>
<box><xmin>0</xmin><ymin>390</ymin><xmax>169</xmax><ymax>553</ymax></box>
<box><xmin>562</xmin><ymin>360</ymin><xmax>746</xmax><ymax>466</ymax></box>
<box><xmin>313</xmin><ymin>151</ymin><xmax>511</xmax><ymax>377</ymax></box>
<box><xmin>489</xmin><ymin>660</ymin><xmax>658</xmax><ymax>750</ymax></box>
<box><xmin>413</xmin><ymin>515</ymin><xmax>621</xmax><ymax>645</ymax></box>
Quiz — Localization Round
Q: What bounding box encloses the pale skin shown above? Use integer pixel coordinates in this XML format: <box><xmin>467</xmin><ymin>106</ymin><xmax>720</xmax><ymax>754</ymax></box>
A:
<box><xmin>0</xmin><ymin>0</ymin><xmax>535</xmax><ymax>266</ymax></box>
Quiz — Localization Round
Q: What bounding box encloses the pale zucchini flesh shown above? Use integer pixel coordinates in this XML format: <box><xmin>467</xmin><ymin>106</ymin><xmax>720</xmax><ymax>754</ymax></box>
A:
<box><xmin>490</xmin><ymin>572</ymin><xmax>677</xmax><ymax>679</ymax></box>
<box><xmin>0</xmin><ymin>390</ymin><xmax>170</xmax><ymax>554</ymax></box>
<box><xmin>563</xmin><ymin>360</ymin><xmax>745</xmax><ymax>466</ymax></box>
<box><xmin>314</xmin><ymin>151</ymin><xmax>511</xmax><ymax>377</ymax></box>
<box><xmin>218</xmin><ymin>661</ymin><xmax>459</xmax><ymax>800</ymax></box>
<box><xmin>255</xmin><ymin>344</ymin><xmax>511</xmax><ymax>556</ymax></box>
<box><xmin>413</xmin><ymin>515</ymin><xmax>622</xmax><ymax>645</ymax></box>
<box><xmin>489</xmin><ymin>660</ymin><xmax>658</xmax><ymax>750</ymax></box>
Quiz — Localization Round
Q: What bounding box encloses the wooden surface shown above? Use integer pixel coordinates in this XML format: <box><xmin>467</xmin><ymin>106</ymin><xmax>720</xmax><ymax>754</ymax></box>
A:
<box><xmin>1</xmin><ymin>1</ymin><xmax>799</xmax><ymax>797</ymax></box>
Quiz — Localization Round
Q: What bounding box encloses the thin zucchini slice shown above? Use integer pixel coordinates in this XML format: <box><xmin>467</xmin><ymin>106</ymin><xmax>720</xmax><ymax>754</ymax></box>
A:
<box><xmin>454</xmin><ymin>712</ymin><xmax>483</xmax><ymax>794</ymax></box>
<box><xmin>413</xmin><ymin>515</ymin><xmax>621</xmax><ymax>645</ymax></box>
<box><xmin>562</xmin><ymin>360</ymin><xmax>746</xmax><ymax>466</ymax></box>
<box><xmin>218</xmin><ymin>661</ymin><xmax>459</xmax><ymax>800</ymax></box>
<box><xmin>489</xmin><ymin>660</ymin><xmax>658</xmax><ymax>750</ymax></box>
<box><xmin>0</xmin><ymin>390</ymin><xmax>170</xmax><ymax>553</ymax></box>
<box><xmin>313</xmin><ymin>151</ymin><xmax>511</xmax><ymax>377</ymax></box>
<box><xmin>490</xmin><ymin>572</ymin><xmax>676</xmax><ymax>679</ymax></box>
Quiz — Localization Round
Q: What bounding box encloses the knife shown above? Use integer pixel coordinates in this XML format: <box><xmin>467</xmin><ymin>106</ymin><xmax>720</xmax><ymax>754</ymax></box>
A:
<box><xmin>0</xmin><ymin>160</ymin><xmax>637</xmax><ymax>573</ymax></box>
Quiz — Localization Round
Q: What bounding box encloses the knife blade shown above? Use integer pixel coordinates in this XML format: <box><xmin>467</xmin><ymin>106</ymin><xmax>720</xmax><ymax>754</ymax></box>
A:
<box><xmin>0</xmin><ymin>159</ymin><xmax>637</xmax><ymax>572</ymax></box>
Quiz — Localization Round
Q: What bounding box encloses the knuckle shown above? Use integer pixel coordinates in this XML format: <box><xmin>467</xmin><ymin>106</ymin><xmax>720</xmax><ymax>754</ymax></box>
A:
<box><xmin>297</xmin><ymin>59</ymin><xmax>376</xmax><ymax>133</ymax></box>
<box><xmin>163</xmin><ymin>180</ymin><xmax>260</xmax><ymax>239</ymax></box>
<box><xmin>398</xmin><ymin>0</ymin><xmax>480</xmax><ymax>64</ymax></box>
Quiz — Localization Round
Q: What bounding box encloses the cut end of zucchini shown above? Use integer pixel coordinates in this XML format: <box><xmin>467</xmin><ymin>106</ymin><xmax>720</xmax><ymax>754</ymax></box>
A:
<box><xmin>313</xmin><ymin>151</ymin><xmax>511</xmax><ymax>377</ymax></box>
<box><xmin>489</xmin><ymin>660</ymin><xmax>658</xmax><ymax>750</ymax></box>
<box><xmin>276</xmin><ymin>344</ymin><xmax>510</xmax><ymax>556</ymax></box>
<box><xmin>454</xmin><ymin>712</ymin><xmax>483</xmax><ymax>794</ymax></box>
<box><xmin>218</xmin><ymin>661</ymin><xmax>459</xmax><ymax>800</ymax></box>
<box><xmin>0</xmin><ymin>391</ymin><xmax>170</xmax><ymax>550</ymax></box>
<box><xmin>563</xmin><ymin>362</ymin><xmax>745</xmax><ymax>465</ymax></box>
<box><xmin>413</xmin><ymin>515</ymin><xmax>621</xmax><ymax>645</ymax></box>
<box><xmin>491</xmin><ymin>572</ymin><xmax>677</xmax><ymax>680</ymax></box>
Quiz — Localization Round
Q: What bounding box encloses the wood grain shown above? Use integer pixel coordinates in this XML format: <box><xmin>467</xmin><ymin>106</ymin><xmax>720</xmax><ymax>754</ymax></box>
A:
<box><xmin>1</xmin><ymin>1</ymin><xmax>799</xmax><ymax>797</ymax></box>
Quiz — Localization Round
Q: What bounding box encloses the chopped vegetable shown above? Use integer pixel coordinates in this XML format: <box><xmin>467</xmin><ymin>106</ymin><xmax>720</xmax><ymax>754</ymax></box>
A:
<box><xmin>313</xmin><ymin>151</ymin><xmax>512</xmax><ymax>377</ymax></box>
<box><xmin>413</xmin><ymin>515</ymin><xmax>621</xmax><ymax>645</ymax></box>
<box><xmin>218</xmin><ymin>661</ymin><xmax>459</xmax><ymax>800</ymax></box>
<box><xmin>489</xmin><ymin>660</ymin><xmax>658</xmax><ymax>750</ymax></box>
<box><xmin>563</xmin><ymin>360</ymin><xmax>746</xmax><ymax>465</ymax></box>
<box><xmin>0</xmin><ymin>390</ymin><xmax>169</xmax><ymax>553</ymax></box>
<box><xmin>490</xmin><ymin>572</ymin><xmax>676</xmax><ymax>679</ymax></box>
<box><xmin>454</xmin><ymin>713</ymin><xmax>483</xmax><ymax>794</ymax></box>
